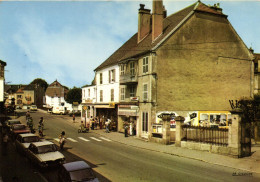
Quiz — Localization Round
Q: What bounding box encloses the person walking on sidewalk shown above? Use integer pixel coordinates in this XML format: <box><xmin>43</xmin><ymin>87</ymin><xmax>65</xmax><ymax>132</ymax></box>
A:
<box><xmin>59</xmin><ymin>131</ymin><xmax>66</xmax><ymax>150</ymax></box>
<box><xmin>73</xmin><ymin>114</ymin><xmax>75</xmax><ymax>123</ymax></box>
<box><xmin>124</xmin><ymin>124</ymin><xmax>129</xmax><ymax>137</ymax></box>
<box><xmin>105</xmin><ymin>119</ymin><xmax>111</xmax><ymax>133</ymax></box>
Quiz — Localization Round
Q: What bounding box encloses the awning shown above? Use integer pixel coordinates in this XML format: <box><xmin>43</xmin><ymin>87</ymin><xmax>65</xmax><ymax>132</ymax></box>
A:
<box><xmin>94</xmin><ymin>105</ymin><xmax>115</xmax><ymax>109</ymax></box>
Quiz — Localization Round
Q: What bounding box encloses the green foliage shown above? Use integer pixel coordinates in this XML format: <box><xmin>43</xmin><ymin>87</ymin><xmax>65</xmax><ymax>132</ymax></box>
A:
<box><xmin>65</xmin><ymin>87</ymin><xmax>82</xmax><ymax>104</ymax></box>
<box><xmin>30</xmin><ymin>78</ymin><xmax>49</xmax><ymax>91</ymax></box>
<box><xmin>239</xmin><ymin>94</ymin><xmax>260</xmax><ymax>123</ymax></box>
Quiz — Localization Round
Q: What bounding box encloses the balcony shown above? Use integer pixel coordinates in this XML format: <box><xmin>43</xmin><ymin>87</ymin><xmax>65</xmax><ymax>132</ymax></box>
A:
<box><xmin>120</xmin><ymin>73</ymin><xmax>138</xmax><ymax>85</ymax></box>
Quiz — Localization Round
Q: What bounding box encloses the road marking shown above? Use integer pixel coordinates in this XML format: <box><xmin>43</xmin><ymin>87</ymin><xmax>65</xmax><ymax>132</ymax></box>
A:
<box><xmin>54</xmin><ymin>138</ymin><xmax>60</xmax><ymax>142</ymax></box>
<box><xmin>67</xmin><ymin>138</ymin><xmax>78</xmax><ymax>142</ymax></box>
<box><xmin>100</xmin><ymin>137</ymin><xmax>111</xmax><ymax>141</ymax></box>
<box><xmin>90</xmin><ymin>137</ymin><xmax>102</xmax><ymax>142</ymax></box>
<box><xmin>78</xmin><ymin>137</ymin><xmax>90</xmax><ymax>142</ymax></box>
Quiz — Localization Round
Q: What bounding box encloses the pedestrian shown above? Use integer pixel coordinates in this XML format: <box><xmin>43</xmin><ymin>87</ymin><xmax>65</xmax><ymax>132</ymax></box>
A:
<box><xmin>59</xmin><ymin>131</ymin><xmax>66</xmax><ymax>150</ymax></box>
<box><xmin>124</xmin><ymin>124</ymin><xmax>128</xmax><ymax>137</ymax></box>
<box><xmin>2</xmin><ymin>133</ymin><xmax>8</xmax><ymax>155</ymax></box>
<box><xmin>73</xmin><ymin>114</ymin><xmax>75</xmax><ymax>123</ymax></box>
<box><xmin>129</xmin><ymin>122</ymin><xmax>133</xmax><ymax>136</ymax></box>
<box><xmin>105</xmin><ymin>119</ymin><xmax>111</xmax><ymax>133</ymax></box>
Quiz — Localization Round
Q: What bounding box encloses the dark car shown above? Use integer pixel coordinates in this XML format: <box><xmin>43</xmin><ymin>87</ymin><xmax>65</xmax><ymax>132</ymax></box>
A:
<box><xmin>27</xmin><ymin>141</ymin><xmax>65</xmax><ymax>168</ymax></box>
<box><xmin>58</xmin><ymin>161</ymin><xmax>99</xmax><ymax>182</ymax></box>
<box><xmin>10</xmin><ymin>124</ymin><xmax>30</xmax><ymax>138</ymax></box>
<box><xmin>4</xmin><ymin>119</ymin><xmax>21</xmax><ymax>131</ymax></box>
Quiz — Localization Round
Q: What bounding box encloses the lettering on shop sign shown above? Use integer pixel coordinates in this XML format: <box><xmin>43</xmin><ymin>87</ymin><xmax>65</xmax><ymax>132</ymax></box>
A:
<box><xmin>189</xmin><ymin>113</ymin><xmax>197</xmax><ymax>119</ymax></box>
<box><xmin>157</xmin><ymin>113</ymin><xmax>175</xmax><ymax>119</ymax></box>
<box><xmin>229</xmin><ymin>100</ymin><xmax>241</xmax><ymax>110</ymax></box>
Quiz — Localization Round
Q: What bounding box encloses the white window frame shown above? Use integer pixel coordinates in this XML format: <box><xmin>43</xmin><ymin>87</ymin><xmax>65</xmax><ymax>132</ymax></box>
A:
<box><xmin>130</xmin><ymin>85</ymin><xmax>135</xmax><ymax>97</ymax></box>
<box><xmin>100</xmin><ymin>73</ymin><xmax>103</xmax><ymax>84</ymax></box>
<box><xmin>130</xmin><ymin>62</ymin><xmax>135</xmax><ymax>76</ymax></box>
<box><xmin>143</xmin><ymin>83</ymin><xmax>148</xmax><ymax>101</ymax></box>
<box><xmin>120</xmin><ymin>64</ymin><xmax>125</xmax><ymax>75</ymax></box>
<box><xmin>143</xmin><ymin>57</ymin><xmax>148</xmax><ymax>74</ymax></box>
<box><xmin>100</xmin><ymin>90</ymin><xmax>103</xmax><ymax>102</ymax></box>
<box><xmin>120</xmin><ymin>87</ymin><xmax>125</xmax><ymax>101</ymax></box>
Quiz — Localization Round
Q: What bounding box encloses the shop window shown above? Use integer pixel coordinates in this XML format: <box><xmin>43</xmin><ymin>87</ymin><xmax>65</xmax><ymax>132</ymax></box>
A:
<box><xmin>142</xmin><ymin>112</ymin><xmax>148</xmax><ymax>132</ymax></box>
<box><xmin>143</xmin><ymin>57</ymin><xmax>148</xmax><ymax>74</ymax></box>
<box><xmin>100</xmin><ymin>90</ymin><xmax>103</xmax><ymax>102</ymax></box>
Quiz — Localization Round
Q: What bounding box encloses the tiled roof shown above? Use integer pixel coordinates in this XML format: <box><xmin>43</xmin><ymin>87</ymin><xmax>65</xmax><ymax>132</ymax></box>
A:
<box><xmin>95</xmin><ymin>1</ymin><xmax>227</xmax><ymax>71</ymax></box>
<box><xmin>45</xmin><ymin>80</ymin><xmax>68</xmax><ymax>97</ymax></box>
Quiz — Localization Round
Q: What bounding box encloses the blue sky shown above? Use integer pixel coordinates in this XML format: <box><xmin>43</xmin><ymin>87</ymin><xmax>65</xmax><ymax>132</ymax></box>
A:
<box><xmin>0</xmin><ymin>0</ymin><xmax>260</xmax><ymax>88</ymax></box>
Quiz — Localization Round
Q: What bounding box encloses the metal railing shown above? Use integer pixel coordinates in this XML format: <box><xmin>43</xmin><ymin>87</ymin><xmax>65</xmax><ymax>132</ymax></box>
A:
<box><xmin>182</xmin><ymin>125</ymin><xmax>229</xmax><ymax>146</ymax></box>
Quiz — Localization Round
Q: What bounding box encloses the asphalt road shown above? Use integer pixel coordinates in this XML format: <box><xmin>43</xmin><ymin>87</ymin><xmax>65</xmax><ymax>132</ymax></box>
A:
<box><xmin>14</xmin><ymin>110</ymin><xmax>260</xmax><ymax>182</ymax></box>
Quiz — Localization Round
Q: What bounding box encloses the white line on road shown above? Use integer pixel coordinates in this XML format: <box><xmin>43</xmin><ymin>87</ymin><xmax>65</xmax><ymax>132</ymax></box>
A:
<box><xmin>67</xmin><ymin>138</ymin><xmax>78</xmax><ymax>142</ymax></box>
<box><xmin>90</xmin><ymin>137</ymin><xmax>102</xmax><ymax>142</ymax></box>
<box><xmin>99</xmin><ymin>137</ymin><xmax>111</xmax><ymax>141</ymax></box>
<box><xmin>78</xmin><ymin>137</ymin><xmax>90</xmax><ymax>142</ymax></box>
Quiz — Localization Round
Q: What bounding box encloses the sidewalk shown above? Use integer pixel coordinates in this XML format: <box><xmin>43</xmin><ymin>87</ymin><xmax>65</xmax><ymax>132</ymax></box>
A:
<box><xmin>91</xmin><ymin>129</ymin><xmax>260</xmax><ymax>174</ymax></box>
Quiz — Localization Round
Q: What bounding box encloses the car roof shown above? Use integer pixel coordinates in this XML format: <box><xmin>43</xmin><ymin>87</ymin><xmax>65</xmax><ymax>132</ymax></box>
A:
<box><xmin>31</xmin><ymin>141</ymin><xmax>54</xmax><ymax>147</ymax></box>
<box><xmin>63</xmin><ymin>161</ymin><xmax>90</xmax><ymax>172</ymax></box>
<box><xmin>19</xmin><ymin>133</ymin><xmax>37</xmax><ymax>137</ymax></box>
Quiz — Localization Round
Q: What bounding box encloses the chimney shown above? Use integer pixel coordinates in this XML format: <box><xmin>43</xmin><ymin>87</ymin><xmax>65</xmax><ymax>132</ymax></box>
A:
<box><xmin>138</xmin><ymin>4</ymin><xmax>151</xmax><ymax>43</ymax></box>
<box><xmin>152</xmin><ymin>0</ymin><xmax>164</xmax><ymax>41</ymax></box>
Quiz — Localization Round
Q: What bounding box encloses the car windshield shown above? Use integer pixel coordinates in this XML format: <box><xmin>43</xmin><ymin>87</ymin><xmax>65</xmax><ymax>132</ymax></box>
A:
<box><xmin>37</xmin><ymin>144</ymin><xmax>57</xmax><ymax>154</ymax></box>
<box><xmin>23</xmin><ymin>136</ymin><xmax>39</xmax><ymax>143</ymax></box>
<box><xmin>70</xmin><ymin>169</ymin><xmax>95</xmax><ymax>181</ymax></box>
<box><xmin>13</xmin><ymin>125</ymin><xmax>26</xmax><ymax>130</ymax></box>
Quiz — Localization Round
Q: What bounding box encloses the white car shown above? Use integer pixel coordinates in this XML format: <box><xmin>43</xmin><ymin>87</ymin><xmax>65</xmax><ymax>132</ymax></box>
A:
<box><xmin>15</xmin><ymin>133</ymin><xmax>41</xmax><ymax>154</ymax></box>
<box><xmin>27</xmin><ymin>141</ymin><xmax>65</xmax><ymax>168</ymax></box>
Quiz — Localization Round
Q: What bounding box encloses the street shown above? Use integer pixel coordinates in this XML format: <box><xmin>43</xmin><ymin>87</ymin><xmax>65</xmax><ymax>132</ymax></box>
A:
<box><xmin>2</xmin><ymin>109</ymin><xmax>260</xmax><ymax>182</ymax></box>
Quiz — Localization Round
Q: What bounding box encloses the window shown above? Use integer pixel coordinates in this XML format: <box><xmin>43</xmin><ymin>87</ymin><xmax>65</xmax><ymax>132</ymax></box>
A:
<box><xmin>142</xmin><ymin>112</ymin><xmax>148</xmax><ymax>132</ymax></box>
<box><xmin>111</xmin><ymin>89</ymin><xmax>114</xmax><ymax>102</ymax></box>
<box><xmin>120</xmin><ymin>88</ymin><xmax>125</xmax><ymax>101</ymax></box>
<box><xmin>100</xmin><ymin>90</ymin><xmax>103</xmax><ymax>102</ymax></box>
<box><xmin>17</xmin><ymin>95</ymin><xmax>22</xmax><ymax>99</ymax></box>
<box><xmin>100</xmin><ymin>73</ymin><xmax>103</xmax><ymax>84</ymax></box>
<box><xmin>120</xmin><ymin>64</ymin><xmax>125</xmax><ymax>75</ymax></box>
<box><xmin>143</xmin><ymin>57</ymin><xmax>148</xmax><ymax>73</ymax></box>
<box><xmin>143</xmin><ymin>84</ymin><xmax>148</xmax><ymax>101</ymax></box>
<box><xmin>109</xmin><ymin>69</ymin><xmax>116</xmax><ymax>83</ymax></box>
<box><xmin>88</xmin><ymin>89</ymin><xmax>90</xmax><ymax>97</ymax></box>
<box><xmin>130</xmin><ymin>85</ymin><xmax>135</xmax><ymax>97</ymax></box>
<box><xmin>130</xmin><ymin>62</ymin><xmax>135</xmax><ymax>76</ymax></box>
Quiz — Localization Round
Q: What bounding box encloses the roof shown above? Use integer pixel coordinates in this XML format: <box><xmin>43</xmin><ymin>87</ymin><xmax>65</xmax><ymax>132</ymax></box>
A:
<box><xmin>0</xmin><ymin>60</ymin><xmax>7</xmax><ymax>66</ymax></box>
<box><xmin>95</xmin><ymin>1</ymin><xmax>227</xmax><ymax>71</ymax></box>
<box><xmin>63</xmin><ymin>161</ymin><xmax>90</xmax><ymax>172</ymax></box>
<box><xmin>45</xmin><ymin>80</ymin><xmax>68</xmax><ymax>97</ymax></box>
<box><xmin>24</xmin><ymin>84</ymin><xmax>35</xmax><ymax>91</ymax></box>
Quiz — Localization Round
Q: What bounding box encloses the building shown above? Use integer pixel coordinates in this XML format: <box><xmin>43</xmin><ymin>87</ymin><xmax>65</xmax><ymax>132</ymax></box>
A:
<box><xmin>44</xmin><ymin>80</ymin><xmax>70</xmax><ymax>109</ymax></box>
<box><xmin>253</xmin><ymin>53</ymin><xmax>260</xmax><ymax>94</ymax></box>
<box><xmin>0</xmin><ymin>60</ymin><xmax>7</xmax><ymax>104</ymax></box>
<box><xmin>93</xmin><ymin>0</ymin><xmax>254</xmax><ymax>144</ymax></box>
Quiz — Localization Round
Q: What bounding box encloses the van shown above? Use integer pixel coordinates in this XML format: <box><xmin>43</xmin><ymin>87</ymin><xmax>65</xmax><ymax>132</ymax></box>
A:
<box><xmin>52</xmin><ymin>106</ymin><xmax>66</xmax><ymax>115</ymax></box>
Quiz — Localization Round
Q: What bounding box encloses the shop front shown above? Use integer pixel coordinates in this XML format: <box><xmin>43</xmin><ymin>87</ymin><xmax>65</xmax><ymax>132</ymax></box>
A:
<box><xmin>118</xmin><ymin>105</ymin><xmax>138</xmax><ymax>135</ymax></box>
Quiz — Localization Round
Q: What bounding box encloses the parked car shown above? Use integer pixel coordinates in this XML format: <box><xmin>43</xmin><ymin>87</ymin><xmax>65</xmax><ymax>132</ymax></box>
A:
<box><xmin>30</xmin><ymin>105</ymin><xmax>38</xmax><ymax>111</ymax></box>
<box><xmin>15</xmin><ymin>133</ymin><xmax>41</xmax><ymax>154</ymax></box>
<box><xmin>10</xmin><ymin>124</ymin><xmax>30</xmax><ymax>138</ymax></box>
<box><xmin>58</xmin><ymin>161</ymin><xmax>99</xmax><ymax>182</ymax></box>
<box><xmin>4</xmin><ymin>119</ymin><xmax>21</xmax><ymax>131</ymax></box>
<box><xmin>27</xmin><ymin>141</ymin><xmax>65</xmax><ymax>168</ymax></box>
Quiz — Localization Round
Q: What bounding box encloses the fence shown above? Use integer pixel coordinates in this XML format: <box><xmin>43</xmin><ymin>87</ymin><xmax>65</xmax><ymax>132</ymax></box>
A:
<box><xmin>182</xmin><ymin>125</ymin><xmax>229</xmax><ymax>146</ymax></box>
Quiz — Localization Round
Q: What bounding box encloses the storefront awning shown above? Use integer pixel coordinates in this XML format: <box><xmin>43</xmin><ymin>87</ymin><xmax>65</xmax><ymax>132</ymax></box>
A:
<box><xmin>95</xmin><ymin>105</ymin><xmax>114</xmax><ymax>109</ymax></box>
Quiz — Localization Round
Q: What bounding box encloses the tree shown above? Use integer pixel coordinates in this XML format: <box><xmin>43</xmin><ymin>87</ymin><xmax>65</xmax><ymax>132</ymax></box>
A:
<box><xmin>30</xmin><ymin>78</ymin><xmax>48</xmax><ymax>91</ymax></box>
<box><xmin>65</xmin><ymin>87</ymin><xmax>82</xmax><ymax>104</ymax></box>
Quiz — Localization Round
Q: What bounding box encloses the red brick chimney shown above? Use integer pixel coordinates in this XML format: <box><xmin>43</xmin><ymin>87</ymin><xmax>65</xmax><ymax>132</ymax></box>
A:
<box><xmin>152</xmin><ymin>0</ymin><xmax>164</xmax><ymax>41</ymax></box>
<box><xmin>138</xmin><ymin>4</ymin><xmax>151</xmax><ymax>43</ymax></box>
